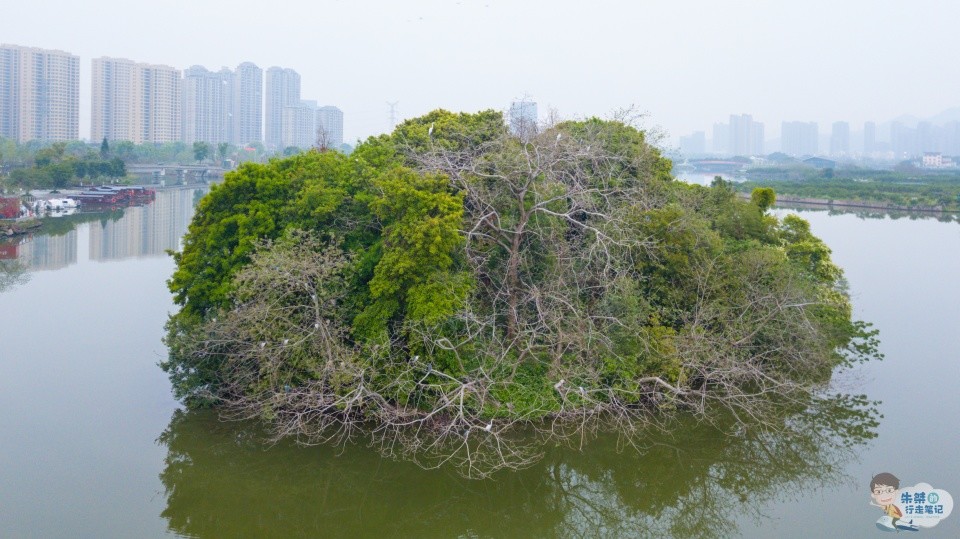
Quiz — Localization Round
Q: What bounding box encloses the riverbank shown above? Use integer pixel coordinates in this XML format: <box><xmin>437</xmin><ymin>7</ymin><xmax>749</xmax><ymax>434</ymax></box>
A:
<box><xmin>736</xmin><ymin>176</ymin><xmax>960</xmax><ymax>213</ymax></box>
<box><xmin>738</xmin><ymin>192</ymin><xmax>958</xmax><ymax>213</ymax></box>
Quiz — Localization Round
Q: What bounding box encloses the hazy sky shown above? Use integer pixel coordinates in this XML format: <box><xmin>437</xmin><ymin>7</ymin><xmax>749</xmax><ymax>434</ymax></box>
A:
<box><xmin>4</xmin><ymin>0</ymin><xmax>958</xmax><ymax>145</ymax></box>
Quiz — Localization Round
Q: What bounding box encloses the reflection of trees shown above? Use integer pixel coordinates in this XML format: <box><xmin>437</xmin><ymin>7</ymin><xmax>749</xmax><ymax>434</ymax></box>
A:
<box><xmin>779</xmin><ymin>202</ymin><xmax>959</xmax><ymax>224</ymax></box>
<box><xmin>36</xmin><ymin>208</ymin><xmax>125</xmax><ymax>237</ymax></box>
<box><xmin>157</xmin><ymin>393</ymin><xmax>878</xmax><ymax>538</ymax></box>
<box><xmin>0</xmin><ymin>258</ymin><xmax>29</xmax><ymax>293</ymax></box>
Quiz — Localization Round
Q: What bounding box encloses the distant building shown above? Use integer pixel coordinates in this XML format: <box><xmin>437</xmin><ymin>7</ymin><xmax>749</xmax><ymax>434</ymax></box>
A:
<box><xmin>891</xmin><ymin>121</ymin><xmax>917</xmax><ymax>158</ymax></box>
<box><xmin>830</xmin><ymin>121</ymin><xmax>850</xmax><ymax>156</ymax></box>
<box><xmin>265</xmin><ymin>67</ymin><xmax>301</xmax><ymax>148</ymax></box>
<box><xmin>509</xmin><ymin>100</ymin><xmax>537</xmax><ymax>138</ymax></box>
<box><xmin>943</xmin><ymin>121</ymin><xmax>960</xmax><ymax>157</ymax></box>
<box><xmin>92</xmin><ymin>57</ymin><xmax>181</xmax><ymax>144</ymax></box>
<box><xmin>728</xmin><ymin>114</ymin><xmax>763</xmax><ymax>156</ymax></box>
<box><xmin>0</xmin><ymin>44</ymin><xmax>79</xmax><ymax>142</ymax></box>
<box><xmin>181</xmin><ymin>65</ymin><xmax>233</xmax><ymax>145</ymax></box>
<box><xmin>281</xmin><ymin>100</ymin><xmax>316</xmax><ymax>149</ymax></box>
<box><xmin>712</xmin><ymin>122</ymin><xmax>728</xmax><ymax>153</ymax></box>
<box><xmin>917</xmin><ymin>121</ymin><xmax>936</xmax><ymax>153</ymax></box>
<box><xmin>922</xmin><ymin>152</ymin><xmax>945</xmax><ymax>168</ymax></box>
<box><xmin>91</xmin><ymin>57</ymin><xmax>135</xmax><ymax>142</ymax></box>
<box><xmin>316</xmin><ymin>105</ymin><xmax>343</xmax><ymax>149</ymax></box>
<box><xmin>679</xmin><ymin>131</ymin><xmax>706</xmax><ymax>155</ymax></box>
<box><xmin>781</xmin><ymin>121</ymin><xmax>818</xmax><ymax>157</ymax></box>
<box><xmin>233</xmin><ymin>62</ymin><xmax>262</xmax><ymax>145</ymax></box>
<box><xmin>863</xmin><ymin>121</ymin><xmax>877</xmax><ymax>155</ymax></box>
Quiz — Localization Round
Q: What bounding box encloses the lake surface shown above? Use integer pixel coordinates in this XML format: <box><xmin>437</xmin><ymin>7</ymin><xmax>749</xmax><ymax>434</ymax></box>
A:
<box><xmin>1</xmin><ymin>191</ymin><xmax>958</xmax><ymax>538</ymax></box>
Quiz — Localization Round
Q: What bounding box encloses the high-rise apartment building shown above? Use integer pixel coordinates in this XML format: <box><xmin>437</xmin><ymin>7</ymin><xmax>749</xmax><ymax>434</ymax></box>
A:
<box><xmin>181</xmin><ymin>65</ymin><xmax>233</xmax><ymax>145</ymax></box>
<box><xmin>233</xmin><ymin>62</ymin><xmax>262</xmax><ymax>145</ymax></box>
<box><xmin>781</xmin><ymin>121</ymin><xmax>819</xmax><ymax>156</ymax></box>
<box><xmin>712</xmin><ymin>122</ymin><xmax>728</xmax><ymax>154</ymax></box>
<box><xmin>728</xmin><ymin>114</ymin><xmax>763</xmax><ymax>156</ymax></box>
<box><xmin>91</xmin><ymin>57</ymin><xmax>134</xmax><ymax>142</ymax></box>
<box><xmin>92</xmin><ymin>57</ymin><xmax>180</xmax><ymax>144</ymax></box>
<box><xmin>316</xmin><ymin>105</ymin><xmax>343</xmax><ymax>149</ymax></box>
<box><xmin>281</xmin><ymin>100</ymin><xmax>316</xmax><ymax>149</ymax></box>
<box><xmin>0</xmin><ymin>44</ymin><xmax>79</xmax><ymax>142</ymax></box>
<box><xmin>679</xmin><ymin>131</ymin><xmax>706</xmax><ymax>155</ymax></box>
<box><xmin>265</xmin><ymin>67</ymin><xmax>301</xmax><ymax>148</ymax></box>
<box><xmin>890</xmin><ymin>121</ymin><xmax>916</xmax><ymax>158</ymax></box>
<box><xmin>863</xmin><ymin>121</ymin><xmax>877</xmax><ymax>155</ymax></box>
<box><xmin>830</xmin><ymin>121</ymin><xmax>850</xmax><ymax>156</ymax></box>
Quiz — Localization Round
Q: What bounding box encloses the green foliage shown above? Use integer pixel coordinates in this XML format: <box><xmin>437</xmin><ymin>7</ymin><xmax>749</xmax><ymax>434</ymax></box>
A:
<box><xmin>390</xmin><ymin>109</ymin><xmax>506</xmax><ymax>155</ymax></box>
<box><xmin>751</xmin><ymin>187</ymin><xmax>776</xmax><ymax>212</ymax></box>
<box><xmin>6</xmin><ymin>143</ymin><xmax>126</xmax><ymax>189</ymax></box>
<box><xmin>739</xmin><ymin>175</ymin><xmax>960</xmax><ymax>210</ymax></box>
<box><xmin>168</xmin><ymin>150</ymin><xmax>358</xmax><ymax>316</ymax></box>
<box><xmin>164</xmin><ymin>110</ymin><xmax>874</xmax><ymax>442</ymax></box>
<box><xmin>356</xmin><ymin>168</ymin><xmax>468</xmax><ymax>338</ymax></box>
<box><xmin>193</xmin><ymin>142</ymin><xmax>211</xmax><ymax>162</ymax></box>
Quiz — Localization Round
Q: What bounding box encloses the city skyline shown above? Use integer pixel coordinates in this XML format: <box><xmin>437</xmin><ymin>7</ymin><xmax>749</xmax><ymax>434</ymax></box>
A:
<box><xmin>3</xmin><ymin>1</ymin><xmax>958</xmax><ymax>146</ymax></box>
<box><xmin>6</xmin><ymin>42</ymin><xmax>960</xmax><ymax>159</ymax></box>
<box><xmin>2</xmin><ymin>44</ymin><xmax>343</xmax><ymax>149</ymax></box>
<box><xmin>679</xmin><ymin>111</ymin><xmax>960</xmax><ymax>159</ymax></box>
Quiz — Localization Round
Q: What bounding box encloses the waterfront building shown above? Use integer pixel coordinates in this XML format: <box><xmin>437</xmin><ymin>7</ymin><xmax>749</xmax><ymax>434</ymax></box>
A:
<box><xmin>781</xmin><ymin>121</ymin><xmax>818</xmax><ymax>157</ymax></box>
<box><xmin>679</xmin><ymin>131</ymin><xmax>706</xmax><ymax>155</ymax></box>
<box><xmin>233</xmin><ymin>62</ymin><xmax>262</xmax><ymax>145</ymax></box>
<box><xmin>712</xmin><ymin>122</ymin><xmax>728</xmax><ymax>154</ymax></box>
<box><xmin>181</xmin><ymin>65</ymin><xmax>233</xmax><ymax>145</ymax></box>
<box><xmin>863</xmin><ymin>121</ymin><xmax>877</xmax><ymax>155</ymax></box>
<box><xmin>830</xmin><ymin>121</ymin><xmax>850</xmax><ymax>156</ymax></box>
<box><xmin>315</xmin><ymin>105</ymin><xmax>343</xmax><ymax>149</ymax></box>
<box><xmin>92</xmin><ymin>57</ymin><xmax>181</xmax><ymax>144</ymax></box>
<box><xmin>0</xmin><ymin>44</ymin><xmax>79</xmax><ymax>142</ymax></box>
<box><xmin>728</xmin><ymin>114</ymin><xmax>763</xmax><ymax>156</ymax></box>
<box><xmin>281</xmin><ymin>100</ymin><xmax>316</xmax><ymax>149</ymax></box>
<box><xmin>890</xmin><ymin>121</ymin><xmax>916</xmax><ymax>158</ymax></box>
<box><xmin>265</xmin><ymin>67</ymin><xmax>301</xmax><ymax>148</ymax></box>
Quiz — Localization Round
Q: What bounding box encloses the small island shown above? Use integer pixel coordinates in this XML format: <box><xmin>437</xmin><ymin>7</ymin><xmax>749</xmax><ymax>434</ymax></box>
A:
<box><xmin>163</xmin><ymin>110</ymin><xmax>878</xmax><ymax>476</ymax></box>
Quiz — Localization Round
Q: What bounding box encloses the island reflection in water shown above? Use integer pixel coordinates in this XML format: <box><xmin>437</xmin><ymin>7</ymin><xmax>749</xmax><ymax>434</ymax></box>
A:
<box><xmin>157</xmin><ymin>394</ymin><xmax>878</xmax><ymax>538</ymax></box>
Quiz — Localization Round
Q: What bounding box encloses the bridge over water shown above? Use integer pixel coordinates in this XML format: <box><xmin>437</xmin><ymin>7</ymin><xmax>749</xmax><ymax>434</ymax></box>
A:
<box><xmin>126</xmin><ymin>164</ymin><xmax>227</xmax><ymax>182</ymax></box>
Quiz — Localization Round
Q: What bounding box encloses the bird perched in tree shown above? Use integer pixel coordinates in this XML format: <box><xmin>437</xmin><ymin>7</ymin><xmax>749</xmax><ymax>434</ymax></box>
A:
<box><xmin>483</xmin><ymin>420</ymin><xmax>493</xmax><ymax>432</ymax></box>
<box><xmin>428</xmin><ymin>123</ymin><xmax>434</xmax><ymax>137</ymax></box>
<box><xmin>554</xmin><ymin>379</ymin><xmax>565</xmax><ymax>390</ymax></box>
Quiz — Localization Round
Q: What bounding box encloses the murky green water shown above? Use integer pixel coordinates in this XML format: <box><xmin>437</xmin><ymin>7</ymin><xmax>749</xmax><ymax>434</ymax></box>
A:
<box><xmin>1</xmin><ymin>192</ymin><xmax>958</xmax><ymax>537</ymax></box>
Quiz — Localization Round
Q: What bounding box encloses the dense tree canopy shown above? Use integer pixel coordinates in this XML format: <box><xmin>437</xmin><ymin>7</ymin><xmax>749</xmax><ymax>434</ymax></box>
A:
<box><xmin>3</xmin><ymin>141</ymin><xmax>126</xmax><ymax>189</ymax></box>
<box><xmin>163</xmin><ymin>110</ymin><xmax>878</xmax><ymax>476</ymax></box>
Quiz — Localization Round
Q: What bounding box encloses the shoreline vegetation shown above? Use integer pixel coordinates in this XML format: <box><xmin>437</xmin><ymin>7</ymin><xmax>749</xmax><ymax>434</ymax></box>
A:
<box><xmin>736</xmin><ymin>174</ymin><xmax>960</xmax><ymax>213</ymax></box>
<box><xmin>163</xmin><ymin>110</ymin><xmax>881</xmax><ymax>477</ymax></box>
<box><xmin>740</xmin><ymin>192</ymin><xmax>957</xmax><ymax>213</ymax></box>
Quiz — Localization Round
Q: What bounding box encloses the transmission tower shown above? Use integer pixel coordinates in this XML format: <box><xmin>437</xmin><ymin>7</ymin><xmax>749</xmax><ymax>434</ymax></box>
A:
<box><xmin>387</xmin><ymin>101</ymin><xmax>399</xmax><ymax>129</ymax></box>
